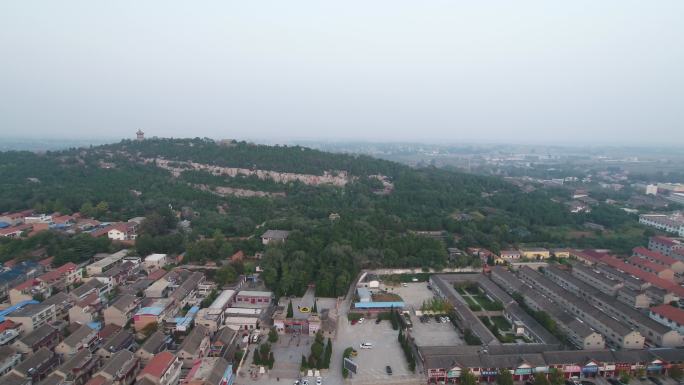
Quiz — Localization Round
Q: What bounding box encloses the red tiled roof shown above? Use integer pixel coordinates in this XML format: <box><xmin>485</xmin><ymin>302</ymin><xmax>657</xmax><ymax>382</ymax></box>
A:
<box><xmin>0</xmin><ymin>320</ymin><xmax>19</xmax><ymax>332</ymax></box>
<box><xmin>628</xmin><ymin>256</ymin><xmax>669</xmax><ymax>273</ymax></box>
<box><xmin>650</xmin><ymin>304</ymin><xmax>684</xmax><ymax>325</ymax></box>
<box><xmin>98</xmin><ymin>323</ymin><xmax>122</xmax><ymax>339</ymax></box>
<box><xmin>600</xmin><ymin>256</ymin><xmax>684</xmax><ymax>297</ymax></box>
<box><xmin>90</xmin><ymin>225</ymin><xmax>114</xmax><ymax>238</ymax></box>
<box><xmin>109</xmin><ymin>222</ymin><xmax>136</xmax><ymax>234</ymax></box>
<box><xmin>147</xmin><ymin>269</ymin><xmax>167</xmax><ymax>281</ymax></box>
<box><xmin>12</xmin><ymin>278</ymin><xmax>41</xmax><ymax>291</ymax></box>
<box><xmin>76</xmin><ymin>292</ymin><xmax>100</xmax><ymax>308</ymax></box>
<box><xmin>3</xmin><ymin>258</ymin><xmax>19</xmax><ymax>268</ymax></box>
<box><xmin>38</xmin><ymin>262</ymin><xmax>78</xmax><ymax>283</ymax></box>
<box><xmin>38</xmin><ymin>256</ymin><xmax>54</xmax><ymax>267</ymax></box>
<box><xmin>0</xmin><ymin>224</ymin><xmax>32</xmax><ymax>236</ymax></box>
<box><xmin>139</xmin><ymin>351</ymin><xmax>176</xmax><ymax>379</ymax></box>
<box><xmin>633</xmin><ymin>247</ymin><xmax>678</xmax><ymax>266</ymax></box>
<box><xmin>650</xmin><ymin>236</ymin><xmax>678</xmax><ymax>248</ymax></box>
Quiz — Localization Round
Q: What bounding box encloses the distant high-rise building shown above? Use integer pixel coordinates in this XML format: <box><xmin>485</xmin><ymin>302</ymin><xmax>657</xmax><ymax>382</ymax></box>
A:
<box><xmin>136</xmin><ymin>129</ymin><xmax>145</xmax><ymax>141</ymax></box>
<box><xmin>646</xmin><ymin>184</ymin><xmax>658</xmax><ymax>195</ymax></box>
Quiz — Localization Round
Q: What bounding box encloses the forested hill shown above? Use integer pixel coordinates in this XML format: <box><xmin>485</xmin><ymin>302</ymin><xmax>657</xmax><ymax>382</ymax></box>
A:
<box><xmin>0</xmin><ymin>138</ymin><xmax>642</xmax><ymax>297</ymax></box>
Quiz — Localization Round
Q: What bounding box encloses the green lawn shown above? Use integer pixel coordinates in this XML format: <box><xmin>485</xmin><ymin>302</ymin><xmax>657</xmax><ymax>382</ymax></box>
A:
<box><xmin>473</xmin><ymin>294</ymin><xmax>503</xmax><ymax>311</ymax></box>
<box><xmin>491</xmin><ymin>316</ymin><xmax>512</xmax><ymax>331</ymax></box>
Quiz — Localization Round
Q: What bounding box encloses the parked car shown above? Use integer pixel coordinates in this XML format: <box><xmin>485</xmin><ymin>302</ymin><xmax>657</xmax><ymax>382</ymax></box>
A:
<box><xmin>375</xmin><ymin>318</ymin><xmax>382</xmax><ymax>324</ymax></box>
<box><xmin>607</xmin><ymin>378</ymin><xmax>622</xmax><ymax>385</ymax></box>
<box><xmin>302</xmin><ymin>380</ymin><xmax>309</xmax><ymax>385</ymax></box>
<box><xmin>358</xmin><ymin>318</ymin><xmax>365</xmax><ymax>324</ymax></box>
<box><xmin>294</xmin><ymin>381</ymin><xmax>300</xmax><ymax>385</ymax></box>
<box><xmin>351</xmin><ymin>319</ymin><xmax>358</xmax><ymax>325</ymax></box>
<box><xmin>316</xmin><ymin>377</ymin><xmax>322</xmax><ymax>385</ymax></box>
<box><xmin>648</xmin><ymin>377</ymin><xmax>663</xmax><ymax>385</ymax></box>
<box><xmin>360</xmin><ymin>342</ymin><xmax>373</xmax><ymax>349</ymax></box>
<box><xmin>386</xmin><ymin>366</ymin><xmax>393</xmax><ymax>375</ymax></box>
<box><xmin>402</xmin><ymin>283</ymin><xmax>408</xmax><ymax>287</ymax></box>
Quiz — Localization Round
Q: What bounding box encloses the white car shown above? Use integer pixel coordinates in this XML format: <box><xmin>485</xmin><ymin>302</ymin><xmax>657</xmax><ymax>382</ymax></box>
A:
<box><xmin>303</xmin><ymin>380</ymin><xmax>309</xmax><ymax>385</ymax></box>
<box><xmin>316</xmin><ymin>377</ymin><xmax>322</xmax><ymax>385</ymax></box>
<box><xmin>402</xmin><ymin>283</ymin><xmax>408</xmax><ymax>287</ymax></box>
<box><xmin>358</xmin><ymin>318</ymin><xmax>365</xmax><ymax>324</ymax></box>
<box><xmin>360</xmin><ymin>342</ymin><xmax>373</xmax><ymax>349</ymax></box>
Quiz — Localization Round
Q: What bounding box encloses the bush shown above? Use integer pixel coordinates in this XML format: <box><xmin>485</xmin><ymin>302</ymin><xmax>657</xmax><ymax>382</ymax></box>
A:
<box><xmin>463</xmin><ymin>328</ymin><xmax>482</xmax><ymax>345</ymax></box>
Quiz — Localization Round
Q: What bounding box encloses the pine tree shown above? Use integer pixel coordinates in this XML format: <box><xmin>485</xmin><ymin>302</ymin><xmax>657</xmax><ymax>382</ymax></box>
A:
<box><xmin>287</xmin><ymin>300</ymin><xmax>294</xmax><ymax>318</ymax></box>
<box><xmin>323</xmin><ymin>338</ymin><xmax>333</xmax><ymax>368</ymax></box>
<box><xmin>312</xmin><ymin>300</ymin><xmax>318</xmax><ymax>313</ymax></box>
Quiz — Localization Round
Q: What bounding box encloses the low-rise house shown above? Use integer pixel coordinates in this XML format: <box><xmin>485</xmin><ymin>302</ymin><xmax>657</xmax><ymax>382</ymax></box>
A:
<box><xmin>6</xmin><ymin>303</ymin><xmax>56</xmax><ymax>334</ymax></box>
<box><xmin>136</xmin><ymin>351</ymin><xmax>182</xmax><ymax>385</ymax></box>
<box><xmin>208</xmin><ymin>327</ymin><xmax>237</xmax><ymax>361</ymax></box>
<box><xmin>233</xmin><ymin>290</ymin><xmax>272</xmax><ymax>308</ymax></box>
<box><xmin>650</xmin><ymin>305</ymin><xmax>684</xmax><ymax>335</ymax></box>
<box><xmin>135</xmin><ymin>332</ymin><xmax>169</xmax><ymax>365</ymax></box>
<box><xmin>38</xmin><ymin>262</ymin><xmax>82</xmax><ymax>292</ymax></box>
<box><xmin>177</xmin><ymin>325</ymin><xmax>210</xmax><ymax>369</ymax></box>
<box><xmin>519</xmin><ymin>248</ymin><xmax>550</xmax><ymax>260</ymax></box>
<box><xmin>52</xmin><ymin>349</ymin><xmax>99</xmax><ymax>385</ymax></box>
<box><xmin>224</xmin><ymin>308</ymin><xmax>261</xmax><ymax>331</ymax></box>
<box><xmin>144</xmin><ymin>254</ymin><xmax>168</xmax><ymax>272</ymax></box>
<box><xmin>86</xmin><ymin>250</ymin><xmax>129</xmax><ymax>276</ymax></box>
<box><xmin>182</xmin><ymin>357</ymin><xmax>233</xmax><ymax>385</ymax></box>
<box><xmin>42</xmin><ymin>292</ymin><xmax>73</xmax><ymax>320</ymax></box>
<box><xmin>144</xmin><ymin>279</ymin><xmax>170</xmax><ymax>299</ymax></box>
<box><xmin>55</xmin><ymin>325</ymin><xmax>100</xmax><ymax>358</ymax></box>
<box><xmin>69</xmin><ymin>292</ymin><xmax>104</xmax><ymax>325</ymax></box>
<box><xmin>170</xmin><ymin>272</ymin><xmax>204</xmax><ymax>308</ymax></box>
<box><xmin>96</xmin><ymin>329</ymin><xmax>135</xmax><ymax>360</ymax></box>
<box><xmin>633</xmin><ymin>247</ymin><xmax>684</xmax><ymax>274</ymax></box>
<box><xmin>499</xmin><ymin>250</ymin><xmax>521</xmax><ymax>262</ymax></box>
<box><xmin>569</xmin><ymin>262</ymin><xmax>623</xmax><ymax>296</ymax></box>
<box><xmin>9</xmin><ymin>279</ymin><xmax>50</xmax><ymax>305</ymax></box>
<box><xmin>133</xmin><ymin>298</ymin><xmax>177</xmax><ymax>332</ymax></box>
<box><xmin>12</xmin><ymin>324</ymin><xmax>61</xmax><ymax>354</ymax></box>
<box><xmin>93</xmin><ymin>350</ymin><xmax>140</xmax><ymax>385</ymax></box>
<box><xmin>0</xmin><ymin>346</ymin><xmax>21</xmax><ymax>376</ymax></box>
<box><xmin>648</xmin><ymin>236</ymin><xmax>684</xmax><ymax>257</ymax></box>
<box><xmin>104</xmin><ymin>295</ymin><xmax>141</xmax><ymax>327</ymax></box>
<box><xmin>70</xmin><ymin>279</ymin><xmax>109</xmax><ymax>301</ymax></box>
<box><xmin>628</xmin><ymin>256</ymin><xmax>676</xmax><ymax>282</ymax></box>
<box><xmin>617</xmin><ymin>287</ymin><xmax>651</xmax><ymax>309</ymax></box>
<box><xmin>8</xmin><ymin>348</ymin><xmax>58</xmax><ymax>383</ymax></box>
<box><xmin>260</xmin><ymin>230</ymin><xmax>290</xmax><ymax>245</ymax></box>
<box><xmin>107</xmin><ymin>223</ymin><xmax>137</xmax><ymax>242</ymax></box>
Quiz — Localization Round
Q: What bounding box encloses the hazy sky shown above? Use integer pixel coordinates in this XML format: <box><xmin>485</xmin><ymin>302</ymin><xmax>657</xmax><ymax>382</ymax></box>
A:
<box><xmin>1</xmin><ymin>1</ymin><xmax>683</xmax><ymax>145</ymax></box>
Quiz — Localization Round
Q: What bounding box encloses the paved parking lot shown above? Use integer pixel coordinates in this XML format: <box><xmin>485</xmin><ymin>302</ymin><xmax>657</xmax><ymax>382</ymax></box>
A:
<box><xmin>394</xmin><ymin>282</ymin><xmax>464</xmax><ymax>347</ymax></box>
<box><xmin>409</xmin><ymin>314</ymin><xmax>463</xmax><ymax>346</ymax></box>
<box><xmin>335</xmin><ymin>316</ymin><xmax>419</xmax><ymax>384</ymax></box>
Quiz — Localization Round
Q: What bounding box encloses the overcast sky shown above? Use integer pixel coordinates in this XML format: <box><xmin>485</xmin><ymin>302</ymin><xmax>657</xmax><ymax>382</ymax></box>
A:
<box><xmin>1</xmin><ymin>1</ymin><xmax>683</xmax><ymax>145</ymax></box>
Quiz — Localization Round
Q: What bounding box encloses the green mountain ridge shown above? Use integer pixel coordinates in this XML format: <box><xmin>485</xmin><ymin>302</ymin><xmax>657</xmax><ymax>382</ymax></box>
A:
<box><xmin>0</xmin><ymin>138</ymin><xmax>645</xmax><ymax>296</ymax></box>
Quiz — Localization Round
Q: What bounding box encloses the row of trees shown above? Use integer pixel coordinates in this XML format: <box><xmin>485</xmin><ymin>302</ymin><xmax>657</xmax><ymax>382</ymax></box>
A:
<box><xmin>252</xmin><ymin>343</ymin><xmax>274</xmax><ymax>369</ymax></box>
<box><xmin>301</xmin><ymin>332</ymin><xmax>333</xmax><ymax>370</ymax></box>
<box><xmin>397</xmin><ymin>329</ymin><xmax>416</xmax><ymax>372</ymax></box>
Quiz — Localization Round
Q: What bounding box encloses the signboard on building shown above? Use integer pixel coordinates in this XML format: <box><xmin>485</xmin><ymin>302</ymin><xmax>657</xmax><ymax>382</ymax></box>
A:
<box><xmin>481</xmin><ymin>371</ymin><xmax>498</xmax><ymax>376</ymax></box>
<box><xmin>534</xmin><ymin>367</ymin><xmax>549</xmax><ymax>373</ymax></box>
<box><xmin>344</xmin><ymin>358</ymin><xmax>358</xmax><ymax>375</ymax></box>
<box><xmin>515</xmin><ymin>368</ymin><xmax>532</xmax><ymax>375</ymax></box>
<box><xmin>447</xmin><ymin>369</ymin><xmax>461</xmax><ymax>378</ymax></box>
<box><xmin>582</xmin><ymin>366</ymin><xmax>599</xmax><ymax>374</ymax></box>
<box><xmin>564</xmin><ymin>365</ymin><xmax>581</xmax><ymax>372</ymax></box>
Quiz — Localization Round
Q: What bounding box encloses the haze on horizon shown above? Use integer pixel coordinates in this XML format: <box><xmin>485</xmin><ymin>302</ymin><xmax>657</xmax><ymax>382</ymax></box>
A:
<box><xmin>1</xmin><ymin>1</ymin><xmax>683</xmax><ymax>146</ymax></box>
